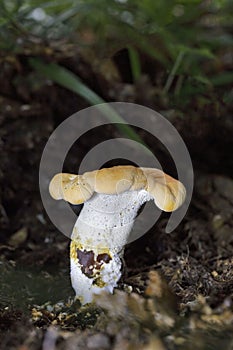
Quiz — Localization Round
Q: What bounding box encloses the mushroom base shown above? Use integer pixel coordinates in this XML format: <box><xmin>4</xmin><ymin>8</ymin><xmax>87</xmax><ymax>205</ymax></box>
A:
<box><xmin>70</xmin><ymin>240</ymin><xmax>123</xmax><ymax>305</ymax></box>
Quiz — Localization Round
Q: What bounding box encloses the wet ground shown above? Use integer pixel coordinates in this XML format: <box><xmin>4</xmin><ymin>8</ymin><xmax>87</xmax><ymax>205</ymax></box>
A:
<box><xmin>0</xmin><ymin>51</ymin><xmax>233</xmax><ymax>349</ymax></box>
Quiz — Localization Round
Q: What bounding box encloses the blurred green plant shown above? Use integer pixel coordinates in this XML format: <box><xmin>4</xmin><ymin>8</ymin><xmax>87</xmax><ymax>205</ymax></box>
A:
<box><xmin>29</xmin><ymin>57</ymin><xmax>148</xmax><ymax>146</ymax></box>
<box><xmin>0</xmin><ymin>0</ymin><xmax>232</xmax><ymax>104</ymax></box>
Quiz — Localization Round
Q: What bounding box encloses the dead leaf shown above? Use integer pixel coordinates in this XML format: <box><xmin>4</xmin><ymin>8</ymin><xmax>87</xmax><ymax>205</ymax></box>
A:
<box><xmin>8</xmin><ymin>227</ymin><xmax>28</xmax><ymax>247</ymax></box>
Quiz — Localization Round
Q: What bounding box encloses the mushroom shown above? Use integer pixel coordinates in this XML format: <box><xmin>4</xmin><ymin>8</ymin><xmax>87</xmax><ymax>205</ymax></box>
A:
<box><xmin>49</xmin><ymin>165</ymin><xmax>186</xmax><ymax>304</ymax></box>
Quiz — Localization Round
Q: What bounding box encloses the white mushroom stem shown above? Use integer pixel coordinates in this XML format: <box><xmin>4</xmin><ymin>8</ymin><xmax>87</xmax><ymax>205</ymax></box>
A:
<box><xmin>70</xmin><ymin>190</ymin><xmax>151</xmax><ymax>305</ymax></box>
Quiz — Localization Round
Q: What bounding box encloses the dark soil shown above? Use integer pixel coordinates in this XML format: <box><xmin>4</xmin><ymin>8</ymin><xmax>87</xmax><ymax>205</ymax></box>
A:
<box><xmin>0</xmin><ymin>49</ymin><xmax>233</xmax><ymax>350</ymax></box>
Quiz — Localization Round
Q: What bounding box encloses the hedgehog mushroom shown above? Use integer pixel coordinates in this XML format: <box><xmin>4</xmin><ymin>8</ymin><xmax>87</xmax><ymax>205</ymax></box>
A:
<box><xmin>49</xmin><ymin>165</ymin><xmax>186</xmax><ymax>304</ymax></box>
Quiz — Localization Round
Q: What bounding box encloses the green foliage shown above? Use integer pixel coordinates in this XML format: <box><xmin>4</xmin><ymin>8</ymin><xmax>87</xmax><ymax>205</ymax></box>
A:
<box><xmin>30</xmin><ymin>58</ymin><xmax>147</xmax><ymax>146</ymax></box>
<box><xmin>128</xmin><ymin>46</ymin><xmax>141</xmax><ymax>83</ymax></box>
<box><xmin>0</xmin><ymin>0</ymin><xmax>232</xmax><ymax>104</ymax></box>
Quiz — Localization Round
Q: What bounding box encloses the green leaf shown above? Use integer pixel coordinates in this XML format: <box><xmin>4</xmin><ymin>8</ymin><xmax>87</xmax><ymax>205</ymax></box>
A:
<box><xmin>128</xmin><ymin>45</ymin><xmax>141</xmax><ymax>83</ymax></box>
<box><xmin>178</xmin><ymin>45</ymin><xmax>216</xmax><ymax>59</ymax></box>
<box><xmin>211</xmin><ymin>72</ymin><xmax>233</xmax><ymax>86</ymax></box>
<box><xmin>193</xmin><ymin>75</ymin><xmax>212</xmax><ymax>86</ymax></box>
<box><xmin>29</xmin><ymin>58</ymin><xmax>148</xmax><ymax>149</ymax></box>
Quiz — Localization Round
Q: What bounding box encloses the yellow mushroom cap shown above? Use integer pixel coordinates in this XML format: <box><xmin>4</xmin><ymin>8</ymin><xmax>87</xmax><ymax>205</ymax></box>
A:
<box><xmin>49</xmin><ymin>165</ymin><xmax>186</xmax><ymax>211</ymax></box>
<box><xmin>142</xmin><ymin>168</ymin><xmax>186</xmax><ymax>212</ymax></box>
<box><xmin>49</xmin><ymin>173</ymin><xmax>94</xmax><ymax>205</ymax></box>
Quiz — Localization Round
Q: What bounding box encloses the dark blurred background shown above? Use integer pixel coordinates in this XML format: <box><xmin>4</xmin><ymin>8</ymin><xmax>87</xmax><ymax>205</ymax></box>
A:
<box><xmin>0</xmin><ymin>0</ymin><xmax>233</xmax><ymax>348</ymax></box>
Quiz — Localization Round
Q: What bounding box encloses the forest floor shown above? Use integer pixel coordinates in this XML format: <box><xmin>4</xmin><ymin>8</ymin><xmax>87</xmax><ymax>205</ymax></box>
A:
<box><xmin>0</xmin><ymin>50</ymin><xmax>233</xmax><ymax>350</ymax></box>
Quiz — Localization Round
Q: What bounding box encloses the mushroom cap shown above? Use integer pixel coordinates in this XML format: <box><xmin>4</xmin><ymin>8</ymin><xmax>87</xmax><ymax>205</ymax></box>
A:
<box><xmin>49</xmin><ymin>165</ymin><xmax>186</xmax><ymax>212</ymax></box>
<box><xmin>142</xmin><ymin>168</ymin><xmax>186</xmax><ymax>211</ymax></box>
<box><xmin>49</xmin><ymin>173</ymin><xmax>93</xmax><ymax>204</ymax></box>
